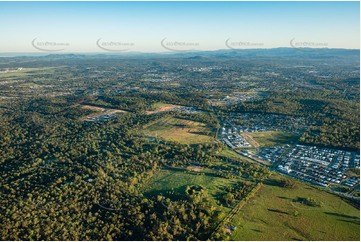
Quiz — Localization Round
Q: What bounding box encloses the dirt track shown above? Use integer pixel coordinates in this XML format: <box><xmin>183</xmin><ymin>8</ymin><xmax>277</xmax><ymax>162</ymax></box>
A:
<box><xmin>241</xmin><ymin>132</ymin><xmax>260</xmax><ymax>148</ymax></box>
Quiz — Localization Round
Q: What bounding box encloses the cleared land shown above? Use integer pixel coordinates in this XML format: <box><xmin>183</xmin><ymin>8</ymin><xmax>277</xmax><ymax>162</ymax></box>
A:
<box><xmin>142</xmin><ymin>167</ymin><xmax>235</xmax><ymax>214</ymax></box>
<box><xmin>142</xmin><ymin>117</ymin><xmax>214</xmax><ymax>144</ymax></box>
<box><xmin>145</xmin><ymin>103</ymin><xmax>182</xmax><ymax>115</ymax></box>
<box><xmin>245</xmin><ymin>131</ymin><xmax>300</xmax><ymax>147</ymax></box>
<box><xmin>0</xmin><ymin>67</ymin><xmax>56</xmax><ymax>78</ymax></box>
<box><xmin>79</xmin><ymin>104</ymin><xmax>127</xmax><ymax>120</ymax></box>
<box><xmin>229</xmin><ymin>174</ymin><xmax>360</xmax><ymax>241</ymax></box>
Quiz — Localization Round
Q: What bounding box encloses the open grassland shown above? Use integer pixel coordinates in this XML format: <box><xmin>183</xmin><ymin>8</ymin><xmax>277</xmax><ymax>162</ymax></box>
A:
<box><xmin>245</xmin><ymin>131</ymin><xmax>300</xmax><ymax>147</ymax></box>
<box><xmin>142</xmin><ymin>117</ymin><xmax>214</xmax><ymax>144</ymax></box>
<box><xmin>230</xmin><ymin>174</ymin><xmax>360</xmax><ymax>241</ymax></box>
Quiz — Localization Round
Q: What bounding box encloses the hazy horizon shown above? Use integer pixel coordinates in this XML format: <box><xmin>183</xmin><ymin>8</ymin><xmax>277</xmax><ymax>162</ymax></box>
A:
<box><xmin>0</xmin><ymin>1</ymin><xmax>359</xmax><ymax>53</ymax></box>
<box><xmin>0</xmin><ymin>46</ymin><xmax>360</xmax><ymax>57</ymax></box>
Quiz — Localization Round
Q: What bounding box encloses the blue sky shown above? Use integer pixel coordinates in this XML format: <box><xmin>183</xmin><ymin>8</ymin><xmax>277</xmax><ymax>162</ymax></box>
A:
<box><xmin>0</xmin><ymin>1</ymin><xmax>359</xmax><ymax>52</ymax></box>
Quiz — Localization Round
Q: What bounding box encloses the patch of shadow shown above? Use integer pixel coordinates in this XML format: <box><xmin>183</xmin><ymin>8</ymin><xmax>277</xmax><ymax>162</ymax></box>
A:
<box><xmin>258</xmin><ymin>218</ymin><xmax>268</xmax><ymax>225</ymax></box>
<box><xmin>263</xmin><ymin>178</ymin><xmax>283</xmax><ymax>187</ymax></box>
<box><xmin>173</xmin><ymin>124</ymin><xmax>186</xmax><ymax>127</ymax></box>
<box><xmin>284</xmin><ymin>222</ymin><xmax>311</xmax><ymax>240</ymax></box>
<box><xmin>189</xmin><ymin>131</ymin><xmax>207</xmax><ymax>135</ymax></box>
<box><xmin>252</xmin><ymin>229</ymin><xmax>262</xmax><ymax>233</ymax></box>
<box><xmin>267</xmin><ymin>208</ymin><xmax>289</xmax><ymax>215</ymax></box>
<box><xmin>324</xmin><ymin>212</ymin><xmax>359</xmax><ymax>220</ymax></box>
<box><xmin>143</xmin><ymin>185</ymin><xmax>190</xmax><ymax>201</ymax></box>
<box><xmin>278</xmin><ymin>196</ymin><xmax>291</xmax><ymax>200</ymax></box>
<box><xmin>291</xmin><ymin>238</ymin><xmax>302</xmax><ymax>241</ymax></box>
<box><xmin>337</xmin><ymin>219</ymin><xmax>360</xmax><ymax>225</ymax></box>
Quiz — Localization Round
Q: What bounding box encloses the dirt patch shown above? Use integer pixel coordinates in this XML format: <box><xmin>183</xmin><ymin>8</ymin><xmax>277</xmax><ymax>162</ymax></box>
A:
<box><xmin>80</xmin><ymin>105</ymin><xmax>106</xmax><ymax>112</ymax></box>
<box><xmin>186</xmin><ymin>166</ymin><xmax>203</xmax><ymax>172</ymax></box>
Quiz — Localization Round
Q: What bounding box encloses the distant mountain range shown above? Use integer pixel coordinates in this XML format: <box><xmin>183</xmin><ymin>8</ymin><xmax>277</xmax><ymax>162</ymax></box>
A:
<box><xmin>0</xmin><ymin>48</ymin><xmax>359</xmax><ymax>59</ymax></box>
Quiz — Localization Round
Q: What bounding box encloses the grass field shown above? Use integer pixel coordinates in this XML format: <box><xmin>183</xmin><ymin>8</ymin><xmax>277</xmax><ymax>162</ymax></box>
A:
<box><xmin>245</xmin><ymin>131</ymin><xmax>300</xmax><ymax>147</ymax></box>
<box><xmin>142</xmin><ymin>117</ymin><xmax>214</xmax><ymax>144</ymax></box>
<box><xmin>229</xmin><ymin>174</ymin><xmax>360</xmax><ymax>241</ymax></box>
<box><xmin>152</xmin><ymin>102</ymin><xmax>175</xmax><ymax>110</ymax></box>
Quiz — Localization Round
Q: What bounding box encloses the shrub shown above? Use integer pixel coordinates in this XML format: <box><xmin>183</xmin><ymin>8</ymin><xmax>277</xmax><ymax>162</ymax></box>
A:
<box><xmin>279</xmin><ymin>178</ymin><xmax>297</xmax><ymax>189</ymax></box>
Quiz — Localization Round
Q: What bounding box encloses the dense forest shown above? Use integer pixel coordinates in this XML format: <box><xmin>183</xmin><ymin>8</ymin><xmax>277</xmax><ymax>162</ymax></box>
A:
<box><xmin>0</xmin><ymin>97</ymin><xmax>269</xmax><ymax>240</ymax></box>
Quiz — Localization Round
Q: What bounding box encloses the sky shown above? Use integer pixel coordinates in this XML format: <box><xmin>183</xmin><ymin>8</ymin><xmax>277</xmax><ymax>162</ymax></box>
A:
<box><xmin>0</xmin><ymin>1</ymin><xmax>359</xmax><ymax>52</ymax></box>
